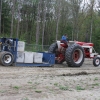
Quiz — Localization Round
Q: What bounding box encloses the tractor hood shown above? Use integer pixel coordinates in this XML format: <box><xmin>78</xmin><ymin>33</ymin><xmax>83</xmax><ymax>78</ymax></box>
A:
<box><xmin>75</xmin><ymin>41</ymin><xmax>94</xmax><ymax>47</ymax></box>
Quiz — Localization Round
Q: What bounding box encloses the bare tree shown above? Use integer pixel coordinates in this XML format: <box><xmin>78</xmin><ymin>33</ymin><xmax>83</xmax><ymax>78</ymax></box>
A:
<box><xmin>16</xmin><ymin>10</ymin><xmax>20</xmax><ymax>38</ymax></box>
<box><xmin>42</xmin><ymin>0</ymin><xmax>47</xmax><ymax>49</ymax></box>
<box><xmin>10</xmin><ymin>0</ymin><xmax>15</xmax><ymax>37</ymax></box>
<box><xmin>16</xmin><ymin>1</ymin><xmax>21</xmax><ymax>38</ymax></box>
<box><xmin>0</xmin><ymin>0</ymin><xmax>2</xmax><ymax>34</ymax></box>
<box><xmin>36</xmin><ymin>0</ymin><xmax>42</xmax><ymax>45</ymax></box>
<box><xmin>55</xmin><ymin>0</ymin><xmax>61</xmax><ymax>40</ymax></box>
<box><xmin>69</xmin><ymin>0</ymin><xmax>83</xmax><ymax>40</ymax></box>
<box><xmin>89</xmin><ymin>0</ymin><xmax>95</xmax><ymax>42</ymax></box>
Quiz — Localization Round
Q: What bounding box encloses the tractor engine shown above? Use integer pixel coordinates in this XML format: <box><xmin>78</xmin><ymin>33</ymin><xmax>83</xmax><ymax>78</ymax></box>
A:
<box><xmin>75</xmin><ymin>41</ymin><xmax>98</xmax><ymax>58</ymax></box>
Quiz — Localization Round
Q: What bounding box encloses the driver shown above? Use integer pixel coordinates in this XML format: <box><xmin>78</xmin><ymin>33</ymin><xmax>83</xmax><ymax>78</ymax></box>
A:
<box><xmin>61</xmin><ymin>34</ymin><xmax>68</xmax><ymax>45</ymax></box>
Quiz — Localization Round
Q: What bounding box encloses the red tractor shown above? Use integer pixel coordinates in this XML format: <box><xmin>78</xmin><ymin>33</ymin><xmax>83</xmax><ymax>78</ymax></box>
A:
<box><xmin>48</xmin><ymin>40</ymin><xmax>100</xmax><ymax>67</ymax></box>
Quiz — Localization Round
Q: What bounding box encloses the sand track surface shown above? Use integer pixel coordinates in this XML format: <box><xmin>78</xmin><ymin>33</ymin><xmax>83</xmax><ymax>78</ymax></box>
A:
<box><xmin>0</xmin><ymin>59</ymin><xmax>100</xmax><ymax>100</ymax></box>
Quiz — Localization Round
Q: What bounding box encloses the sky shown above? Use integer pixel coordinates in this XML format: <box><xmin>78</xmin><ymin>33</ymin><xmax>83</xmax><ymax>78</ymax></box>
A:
<box><xmin>81</xmin><ymin>0</ymin><xmax>100</xmax><ymax>10</ymax></box>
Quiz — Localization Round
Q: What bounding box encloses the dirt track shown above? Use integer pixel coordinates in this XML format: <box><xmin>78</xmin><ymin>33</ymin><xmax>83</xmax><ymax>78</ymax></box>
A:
<box><xmin>0</xmin><ymin>59</ymin><xmax>100</xmax><ymax>100</ymax></box>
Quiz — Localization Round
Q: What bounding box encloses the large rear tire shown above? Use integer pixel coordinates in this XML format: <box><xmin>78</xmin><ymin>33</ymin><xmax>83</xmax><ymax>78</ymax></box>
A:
<box><xmin>65</xmin><ymin>44</ymin><xmax>84</xmax><ymax>67</ymax></box>
<box><xmin>48</xmin><ymin>42</ymin><xmax>58</xmax><ymax>54</ymax></box>
<box><xmin>48</xmin><ymin>42</ymin><xmax>65</xmax><ymax>64</ymax></box>
<box><xmin>0</xmin><ymin>51</ymin><xmax>14</xmax><ymax>66</ymax></box>
<box><xmin>93</xmin><ymin>56</ymin><xmax>100</xmax><ymax>67</ymax></box>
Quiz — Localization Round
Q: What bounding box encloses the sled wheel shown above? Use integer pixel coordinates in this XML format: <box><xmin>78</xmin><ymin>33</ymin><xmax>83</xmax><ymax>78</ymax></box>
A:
<box><xmin>0</xmin><ymin>51</ymin><xmax>14</xmax><ymax>66</ymax></box>
<box><xmin>93</xmin><ymin>56</ymin><xmax>100</xmax><ymax>67</ymax></box>
<box><xmin>65</xmin><ymin>44</ymin><xmax>84</xmax><ymax>67</ymax></box>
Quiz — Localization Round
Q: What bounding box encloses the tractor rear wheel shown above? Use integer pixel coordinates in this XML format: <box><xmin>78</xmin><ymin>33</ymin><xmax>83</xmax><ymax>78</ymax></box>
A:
<box><xmin>93</xmin><ymin>56</ymin><xmax>100</xmax><ymax>67</ymax></box>
<box><xmin>0</xmin><ymin>51</ymin><xmax>14</xmax><ymax>66</ymax></box>
<box><xmin>48</xmin><ymin>42</ymin><xmax>58</xmax><ymax>54</ymax></box>
<box><xmin>48</xmin><ymin>42</ymin><xmax>65</xmax><ymax>64</ymax></box>
<box><xmin>65</xmin><ymin>44</ymin><xmax>84</xmax><ymax>67</ymax></box>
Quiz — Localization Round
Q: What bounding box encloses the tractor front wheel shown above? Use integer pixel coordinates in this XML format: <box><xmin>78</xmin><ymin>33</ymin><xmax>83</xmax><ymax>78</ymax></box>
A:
<box><xmin>65</xmin><ymin>44</ymin><xmax>84</xmax><ymax>67</ymax></box>
<box><xmin>93</xmin><ymin>56</ymin><xmax>100</xmax><ymax>67</ymax></box>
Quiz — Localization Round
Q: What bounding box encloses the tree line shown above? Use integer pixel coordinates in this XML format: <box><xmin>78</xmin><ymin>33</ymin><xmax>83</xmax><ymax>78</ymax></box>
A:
<box><xmin>0</xmin><ymin>0</ymin><xmax>100</xmax><ymax>53</ymax></box>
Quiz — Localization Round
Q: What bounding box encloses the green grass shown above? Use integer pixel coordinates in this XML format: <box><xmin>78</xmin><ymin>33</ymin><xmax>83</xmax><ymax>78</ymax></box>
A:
<box><xmin>76</xmin><ymin>86</ymin><xmax>85</xmax><ymax>90</ymax></box>
<box><xmin>0</xmin><ymin>90</ymin><xmax>6</xmax><ymax>93</ymax></box>
<box><xmin>13</xmin><ymin>86</ymin><xmax>20</xmax><ymax>89</ymax></box>
<box><xmin>54</xmin><ymin>83</ymin><xmax>58</xmax><ymax>86</ymax></box>
<box><xmin>59</xmin><ymin>85</ymin><xmax>68</xmax><ymax>91</ymax></box>
<box><xmin>94</xmin><ymin>77</ymin><xmax>98</xmax><ymax>81</ymax></box>
<box><xmin>92</xmin><ymin>83</ymin><xmax>99</xmax><ymax>86</ymax></box>
<box><xmin>27</xmin><ymin>81</ymin><xmax>32</xmax><ymax>84</ymax></box>
<box><xmin>21</xmin><ymin>97</ymin><xmax>29</xmax><ymax>100</ymax></box>
<box><xmin>35</xmin><ymin>90</ymin><xmax>42</xmax><ymax>93</ymax></box>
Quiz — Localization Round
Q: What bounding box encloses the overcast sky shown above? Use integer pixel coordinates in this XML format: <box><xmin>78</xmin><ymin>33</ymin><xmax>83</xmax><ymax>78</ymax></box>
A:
<box><xmin>81</xmin><ymin>0</ymin><xmax>100</xmax><ymax>10</ymax></box>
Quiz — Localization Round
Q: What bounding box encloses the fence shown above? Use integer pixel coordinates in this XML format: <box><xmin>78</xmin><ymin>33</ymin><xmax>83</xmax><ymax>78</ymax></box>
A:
<box><xmin>25</xmin><ymin>43</ymin><xmax>50</xmax><ymax>52</ymax></box>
